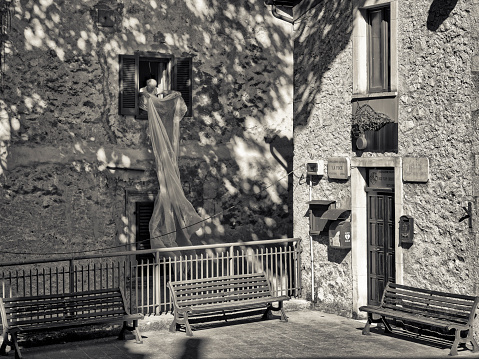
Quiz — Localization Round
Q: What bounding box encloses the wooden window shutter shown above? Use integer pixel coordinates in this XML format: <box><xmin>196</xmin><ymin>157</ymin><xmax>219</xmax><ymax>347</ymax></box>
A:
<box><xmin>135</xmin><ymin>201</ymin><xmax>154</xmax><ymax>250</ymax></box>
<box><xmin>176</xmin><ymin>57</ymin><xmax>193</xmax><ymax>117</ymax></box>
<box><xmin>119</xmin><ymin>54</ymin><xmax>139</xmax><ymax>115</ymax></box>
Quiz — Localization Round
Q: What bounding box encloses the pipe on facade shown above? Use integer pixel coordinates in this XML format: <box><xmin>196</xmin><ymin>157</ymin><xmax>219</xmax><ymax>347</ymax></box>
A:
<box><xmin>309</xmin><ymin>176</ymin><xmax>315</xmax><ymax>303</ymax></box>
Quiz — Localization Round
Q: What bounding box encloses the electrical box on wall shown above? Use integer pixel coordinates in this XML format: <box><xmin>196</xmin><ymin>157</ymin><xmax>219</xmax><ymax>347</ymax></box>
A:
<box><xmin>306</xmin><ymin>160</ymin><xmax>324</xmax><ymax>176</ymax></box>
<box><xmin>307</xmin><ymin>200</ymin><xmax>336</xmax><ymax>235</ymax></box>
<box><xmin>329</xmin><ymin>220</ymin><xmax>351</xmax><ymax>249</ymax></box>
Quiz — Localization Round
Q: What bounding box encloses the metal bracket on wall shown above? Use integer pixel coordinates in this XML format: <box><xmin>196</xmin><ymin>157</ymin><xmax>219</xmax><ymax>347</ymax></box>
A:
<box><xmin>459</xmin><ymin>202</ymin><xmax>472</xmax><ymax>228</ymax></box>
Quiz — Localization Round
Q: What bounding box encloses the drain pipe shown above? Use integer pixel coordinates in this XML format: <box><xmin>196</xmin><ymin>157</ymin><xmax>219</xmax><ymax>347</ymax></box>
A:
<box><xmin>309</xmin><ymin>175</ymin><xmax>315</xmax><ymax>303</ymax></box>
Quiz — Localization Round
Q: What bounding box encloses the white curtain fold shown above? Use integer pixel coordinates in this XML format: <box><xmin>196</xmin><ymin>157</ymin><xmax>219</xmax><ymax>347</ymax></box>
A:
<box><xmin>146</xmin><ymin>92</ymin><xmax>202</xmax><ymax>254</ymax></box>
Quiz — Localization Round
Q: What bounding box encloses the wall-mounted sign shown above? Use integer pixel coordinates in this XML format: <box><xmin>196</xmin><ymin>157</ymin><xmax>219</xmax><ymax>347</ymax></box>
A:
<box><xmin>369</xmin><ymin>169</ymin><xmax>395</xmax><ymax>188</ymax></box>
<box><xmin>327</xmin><ymin>157</ymin><xmax>350</xmax><ymax>180</ymax></box>
<box><xmin>402</xmin><ymin>157</ymin><xmax>429</xmax><ymax>183</ymax></box>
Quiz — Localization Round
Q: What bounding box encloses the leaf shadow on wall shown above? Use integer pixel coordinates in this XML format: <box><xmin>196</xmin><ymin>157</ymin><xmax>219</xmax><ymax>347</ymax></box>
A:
<box><xmin>427</xmin><ymin>0</ymin><xmax>458</xmax><ymax>31</ymax></box>
<box><xmin>293</xmin><ymin>0</ymin><xmax>353</xmax><ymax>128</ymax></box>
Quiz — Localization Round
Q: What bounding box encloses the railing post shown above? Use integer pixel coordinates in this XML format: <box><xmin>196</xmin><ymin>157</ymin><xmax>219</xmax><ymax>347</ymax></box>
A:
<box><xmin>229</xmin><ymin>245</ymin><xmax>234</xmax><ymax>276</ymax></box>
<box><xmin>69</xmin><ymin>258</ymin><xmax>75</xmax><ymax>293</ymax></box>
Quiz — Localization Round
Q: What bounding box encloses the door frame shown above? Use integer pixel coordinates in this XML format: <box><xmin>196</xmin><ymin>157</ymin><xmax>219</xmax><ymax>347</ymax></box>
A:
<box><xmin>350</xmin><ymin>157</ymin><xmax>403</xmax><ymax>317</ymax></box>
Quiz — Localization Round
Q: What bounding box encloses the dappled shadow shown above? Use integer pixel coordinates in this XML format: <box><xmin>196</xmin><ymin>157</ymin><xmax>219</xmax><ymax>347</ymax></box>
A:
<box><xmin>293</xmin><ymin>0</ymin><xmax>353</xmax><ymax>128</ymax></box>
<box><xmin>427</xmin><ymin>0</ymin><xmax>458</xmax><ymax>31</ymax></box>
<box><xmin>0</xmin><ymin>0</ymin><xmax>297</xmax><ymax>260</ymax></box>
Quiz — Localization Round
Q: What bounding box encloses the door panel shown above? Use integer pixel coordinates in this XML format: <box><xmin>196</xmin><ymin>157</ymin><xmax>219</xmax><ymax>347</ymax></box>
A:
<box><xmin>367</xmin><ymin>190</ymin><xmax>395</xmax><ymax>305</ymax></box>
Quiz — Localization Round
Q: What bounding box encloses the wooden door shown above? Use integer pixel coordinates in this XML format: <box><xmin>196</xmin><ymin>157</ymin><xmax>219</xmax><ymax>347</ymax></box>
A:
<box><xmin>367</xmin><ymin>190</ymin><xmax>395</xmax><ymax>305</ymax></box>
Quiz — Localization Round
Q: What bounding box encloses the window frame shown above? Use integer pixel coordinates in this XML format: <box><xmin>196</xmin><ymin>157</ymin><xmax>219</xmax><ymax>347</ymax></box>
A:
<box><xmin>367</xmin><ymin>6</ymin><xmax>390</xmax><ymax>93</ymax></box>
<box><xmin>119</xmin><ymin>52</ymin><xmax>193</xmax><ymax>118</ymax></box>
<box><xmin>352</xmin><ymin>0</ymin><xmax>397</xmax><ymax>97</ymax></box>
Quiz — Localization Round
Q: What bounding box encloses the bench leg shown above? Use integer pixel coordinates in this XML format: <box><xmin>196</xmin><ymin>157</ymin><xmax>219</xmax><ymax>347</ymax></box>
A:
<box><xmin>118</xmin><ymin>320</ymin><xmax>144</xmax><ymax>344</ymax></box>
<box><xmin>263</xmin><ymin>302</ymin><xmax>288</xmax><ymax>322</ymax></box>
<box><xmin>381</xmin><ymin>317</ymin><xmax>393</xmax><ymax>334</ymax></box>
<box><xmin>362</xmin><ymin>314</ymin><xmax>372</xmax><ymax>335</ymax></box>
<box><xmin>470</xmin><ymin>336</ymin><xmax>479</xmax><ymax>353</ymax></box>
<box><xmin>169</xmin><ymin>311</ymin><xmax>179</xmax><ymax>333</ymax></box>
<box><xmin>0</xmin><ymin>332</ymin><xmax>9</xmax><ymax>356</ymax></box>
<box><xmin>184</xmin><ymin>312</ymin><xmax>193</xmax><ymax>337</ymax></box>
<box><xmin>450</xmin><ymin>329</ymin><xmax>462</xmax><ymax>356</ymax></box>
<box><xmin>11</xmin><ymin>333</ymin><xmax>21</xmax><ymax>359</ymax></box>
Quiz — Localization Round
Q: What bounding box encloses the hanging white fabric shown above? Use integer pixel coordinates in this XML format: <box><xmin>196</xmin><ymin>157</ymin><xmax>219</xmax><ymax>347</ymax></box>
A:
<box><xmin>146</xmin><ymin>91</ymin><xmax>203</xmax><ymax>253</ymax></box>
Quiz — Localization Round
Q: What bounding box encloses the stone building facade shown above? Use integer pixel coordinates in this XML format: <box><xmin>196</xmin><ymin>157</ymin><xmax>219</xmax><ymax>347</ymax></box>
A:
<box><xmin>293</xmin><ymin>0</ymin><xmax>479</xmax><ymax>318</ymax></box>
<box><xmin>0</xmin><ymin>0</ymin><xmax>294</xmax><ymax>262</ymax></box>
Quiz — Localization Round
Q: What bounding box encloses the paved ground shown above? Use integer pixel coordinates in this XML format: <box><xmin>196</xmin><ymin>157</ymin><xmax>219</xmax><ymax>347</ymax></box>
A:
<box><xmin>6</xmin><ymin>309</ymin><xmax>479</xmax><ymax>359</ymax></box>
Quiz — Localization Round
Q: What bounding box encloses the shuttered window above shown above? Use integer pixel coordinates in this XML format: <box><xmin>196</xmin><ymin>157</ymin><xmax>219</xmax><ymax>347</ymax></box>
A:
<box><xmin>135</xmin><ymin>201</ymin><xmax>154</xmax><ymax>250</ymax></box>
<box><xmin>119</xmin><ymin>53</ymin><xmax>193</xmax><ymax>117</ymax></box>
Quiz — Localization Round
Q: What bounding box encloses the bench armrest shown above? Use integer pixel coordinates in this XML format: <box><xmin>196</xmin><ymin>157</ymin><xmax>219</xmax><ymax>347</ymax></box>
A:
<box><xmin>176</xmin><ymin>306</ymin><xmax>193</xmax><ymax>315</ymax></box>
<box><xmin>124</xmin><ymin>313</ymin><xmax>145</xmax><ymax>321</ymax></box>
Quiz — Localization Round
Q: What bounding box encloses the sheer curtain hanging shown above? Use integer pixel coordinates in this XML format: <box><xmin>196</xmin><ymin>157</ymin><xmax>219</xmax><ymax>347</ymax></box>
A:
<box><xmin>146</xmin><ymin>92</ymin><xmax>202</xmax><ymax>255</ymax></box>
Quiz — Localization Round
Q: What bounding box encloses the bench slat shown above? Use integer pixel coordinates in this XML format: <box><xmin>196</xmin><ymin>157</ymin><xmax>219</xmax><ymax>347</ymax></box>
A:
<box><xmin>385</xmin><ymin>287</ymin><xmax>475</xmax><ymax>307</ymax></box>
<box><xmin>2</xmin><ymin>288</ymin><xmax>122</xmax><ymax>303</ymax></box>
<box><xmin>3</xmin><ymin>292</ymin><xmax>124</xmax><ymax>308</ymax></box>
<box><xmin>382</xmin><ymin>297</ymin><xmax>471</xmax><ymax>316</ymax></box>
<box><xmin>381</xmin><ymin>303</ymin><xmax>470</xmax><ymax>324</ymax></box>
<box><xmin>6</xmin><ymin>303</ymin><xmax>126</xmax><ymax>321</ymax></box>
<box><xmin>8</xmin><ymin>309</ymin><xmax>128</xmax><ymax>327</ymax></box>
<box><xmin>172</xmin><ymin>282</ymin><xmax>270</xmax><ymax>295</ymax></box>
<box><xmin>175</xmin><ymin>287</ymin><xmax>271</xmax><ymax>302</ymax></box>
<box><xmin>170</xmin><ymin>273</ymin><xmax>266</xmax><ymax>285</ymax></box>
<box><xmin>387</xmin><ymin>283</ymin><xmax>477</xmax><ymax>302</ymax></box>
<box><xmin>175</xmin><ymin>291</ymin><xmax>274</xmax><ymax>307</ymax></box>
<box><xmin>188</xmin><ymin>296</ymin><xmax>291</xmax><ymax>314</ymax></box>
<box><xmin>5</xmin><ymin>297</ymin><xmax>124</xmax><ymax>312</ymax></box>
<box><xmin>171</xmin><ymin>277</ymin><xmax>269</xmax><ymax>292</ymax></box>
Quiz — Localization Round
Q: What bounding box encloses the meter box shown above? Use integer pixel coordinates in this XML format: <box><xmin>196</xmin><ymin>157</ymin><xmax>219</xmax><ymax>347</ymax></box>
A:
<box><xmin>306</xmin><ymin>160</ymin><xmax>324</xmax><ymax>176</ymax></box>
<box><xmin>399</xmin><ymin>215</ymin><xmax>414</xmax><ymax>244</ymax></box>
<box><xmin>329</xmin><ymin>221</ymin><xmax>351</xmax><ymax>249</ymax></box>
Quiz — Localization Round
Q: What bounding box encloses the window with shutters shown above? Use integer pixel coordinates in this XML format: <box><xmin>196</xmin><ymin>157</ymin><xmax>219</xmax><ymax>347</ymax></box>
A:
<box><xmin>119</xmin><ymin>52</ymin><xmax>192</xmax><ymax>118</ymax></box>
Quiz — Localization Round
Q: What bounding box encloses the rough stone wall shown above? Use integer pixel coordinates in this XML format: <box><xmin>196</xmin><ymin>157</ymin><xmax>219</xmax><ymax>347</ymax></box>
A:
<box><xmin>293</xmin><ymin>0</ymin><xmax>478</xmax><ymax>317</ymax></box>
<box><xmin>398</xmin><ymin>0</ymin><xmax>477</xmax><ymax>294</ymax></box>
<box><xmin>293</xmin><ymin>0</ymin><xmax>353</xmax><ymax>316</ymax></box>
<box><xmin>0</xmin><ymin>0</ymin><xmax>294</xmax><ymax>263</ymax></box>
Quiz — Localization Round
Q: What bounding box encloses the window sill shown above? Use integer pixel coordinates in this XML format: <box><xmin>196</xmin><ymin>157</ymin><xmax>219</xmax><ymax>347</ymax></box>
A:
<box><xmin>352</xmin><ymin>91</ymin><xmax>397</xmax><ymax>100</ymax></box>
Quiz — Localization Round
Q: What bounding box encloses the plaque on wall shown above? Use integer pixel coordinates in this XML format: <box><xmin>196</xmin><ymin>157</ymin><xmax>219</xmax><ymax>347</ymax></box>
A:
<box><xmin>402</xmin><ymin>157</ymin><xmax>429</xmax><ymax>183</ymax></box>
<box><xmin>368</xmin><ymin>169</ymin><xmax>395</xmax><ymax>188</ymax></box>
<box><xmin>327</xmin><ymin>157</ymin><xmax>350</xmax><ymax>180</ymax></box>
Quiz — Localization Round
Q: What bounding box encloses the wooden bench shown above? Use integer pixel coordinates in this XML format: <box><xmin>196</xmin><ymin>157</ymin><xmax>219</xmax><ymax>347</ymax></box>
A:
<box><xmin>0</xmin><ymin>287</ymin><xmax>144</xmax><ymax>359</ymax></box>
<box><xmin>168</xmin><ymin>273</ymin><xmax>289</xmax><ymax>336</ymax></box>
<box><xmin>359</xmin><ymin>282</ymin><xmax>479</xmax><ymax>356</ymax></box>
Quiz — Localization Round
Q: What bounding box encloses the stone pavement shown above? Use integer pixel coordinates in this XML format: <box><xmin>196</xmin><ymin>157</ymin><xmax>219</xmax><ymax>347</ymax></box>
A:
<box><xmin>7</xmin><ymin>309</ymin><xmax>479</xmax><ymax>359</ymax></box>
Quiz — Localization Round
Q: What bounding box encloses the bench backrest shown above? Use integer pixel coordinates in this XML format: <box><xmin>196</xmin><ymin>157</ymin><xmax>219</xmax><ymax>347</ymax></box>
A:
<box><xmin>168</xmin><ymin>273</ymin><xmax>274</xmax><ymax>309</ymax></box>
<box><xmin>381</xmin><ymin>283</ymin><xmax>479</xmax><ymax>326</ymax></box>
<box><xmin>0</xmin><ymin>287</ymin><xmax>130</xmax><ymax>330</ymax></box>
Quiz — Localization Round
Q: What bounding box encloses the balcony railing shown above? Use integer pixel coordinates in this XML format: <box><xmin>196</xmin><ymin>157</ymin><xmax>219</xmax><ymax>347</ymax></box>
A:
<box><xmin>0</xmin><ymin>238</ymin><xmax>302</xmax><ymax>315</ymax></box>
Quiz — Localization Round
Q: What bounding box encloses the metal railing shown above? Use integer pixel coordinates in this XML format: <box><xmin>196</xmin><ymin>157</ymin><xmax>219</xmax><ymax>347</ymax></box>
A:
<box><xmin>0</xmin><ymin>238</ymin><xmax>302</xmax><ymax>315</ymax></box>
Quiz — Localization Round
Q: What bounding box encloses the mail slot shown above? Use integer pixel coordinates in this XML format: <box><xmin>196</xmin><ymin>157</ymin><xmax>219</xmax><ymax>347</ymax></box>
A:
<box><xmin>329</xmin><ymin>220</ymin><xmax>351</xmax><ymax>249</ymax></box>
<box><xmin>399</xmin><ymin>215</ymin><xmax>414</xmax><ymax>244</ymax></box>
